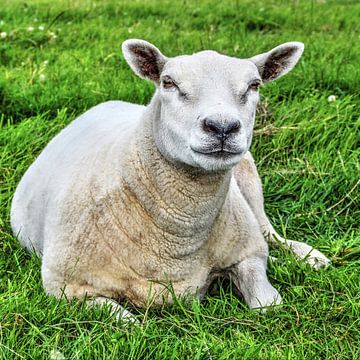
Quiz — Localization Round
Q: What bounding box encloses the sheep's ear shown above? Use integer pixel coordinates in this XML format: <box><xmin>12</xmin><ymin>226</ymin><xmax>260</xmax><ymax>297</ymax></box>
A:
<box><xmin>249</xmin><ymin>42</ymin><xmax>304</xmax><ymax>83</ymax></box>
<box><xmin>122</xmin><ymin>39</ymin><xmax>167</xmax><ymax>84</ymax></box>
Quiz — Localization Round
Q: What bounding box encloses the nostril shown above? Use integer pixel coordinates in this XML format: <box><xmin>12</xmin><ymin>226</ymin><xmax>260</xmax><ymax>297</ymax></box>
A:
<box><xmin>202</xmin><ymin>118</ymin><xmax>241</xmax><ymax>136</ymax></box>
<box><xmin>203</xmin><ymin>118</ymin><xmax>222</xmax><ymax>134</ymax></box>
<box><xmin>225</xmin><ymin>121</ymin><xmax>241</xmax><ymax>135</ymax></box>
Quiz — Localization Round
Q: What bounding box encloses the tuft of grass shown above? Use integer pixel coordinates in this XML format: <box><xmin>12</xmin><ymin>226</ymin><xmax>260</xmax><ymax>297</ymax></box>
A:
<box><xmin>0</xmin><ymin>0</ymin><xmax>359</xmax><ymax>358</ymax></box>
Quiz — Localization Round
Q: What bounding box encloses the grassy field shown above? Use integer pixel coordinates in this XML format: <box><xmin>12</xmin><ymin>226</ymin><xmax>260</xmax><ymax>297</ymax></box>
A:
<box><xmin>0</xmin><ymin>0</ymin><xmax>359</xmax><ymax>358</ymax></box>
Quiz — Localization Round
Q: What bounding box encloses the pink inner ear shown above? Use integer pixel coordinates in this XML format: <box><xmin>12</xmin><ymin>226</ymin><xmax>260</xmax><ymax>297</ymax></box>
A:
<box><xmin>262</xmin><ymin>47</ymin><xmax>298</xmax><ymax>81</ymax></box>
<box><xmin>129</xmin><ymin>44</ymin><xmax>162</xmax><ymax>82</ymax></box>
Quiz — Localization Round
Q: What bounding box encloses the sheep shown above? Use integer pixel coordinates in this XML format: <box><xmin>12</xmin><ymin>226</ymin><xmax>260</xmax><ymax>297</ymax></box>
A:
<box><xmin>11</xmin><ymin>39</ymin><xmax>330</xmax><ymax>321</ymax></box>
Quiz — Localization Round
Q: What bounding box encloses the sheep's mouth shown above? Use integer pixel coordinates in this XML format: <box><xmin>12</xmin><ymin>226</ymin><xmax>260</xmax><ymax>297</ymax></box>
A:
<box><xmin>192</xmin><ymin>148</ymin><xmax>242</xmax><ymax>158</ymax></box>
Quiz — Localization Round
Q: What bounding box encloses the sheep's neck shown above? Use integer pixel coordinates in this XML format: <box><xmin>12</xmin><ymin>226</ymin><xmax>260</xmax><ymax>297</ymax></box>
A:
<box><xmin>123</xmin><ymin>98</ymin><xmax>231</xmax><ymax>243</ymax></box>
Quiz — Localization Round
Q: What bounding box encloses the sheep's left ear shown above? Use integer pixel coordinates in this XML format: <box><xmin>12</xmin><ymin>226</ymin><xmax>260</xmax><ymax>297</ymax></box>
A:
<box><xmin>249</xmin><ymin>42</ymin><xmax>304</xmax><ymax>83</ymax></box>
<box><xmin>122</xmin><ymin>39</ymin><xmax>167</xmax><ymax>85</ymax></box>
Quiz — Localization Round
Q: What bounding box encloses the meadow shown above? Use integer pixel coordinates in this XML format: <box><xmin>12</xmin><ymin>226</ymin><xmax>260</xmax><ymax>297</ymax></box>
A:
<box><xmin>0</xmin><ymin>0</ymin><xmax>359</xmax><ymax>358</ymax></box>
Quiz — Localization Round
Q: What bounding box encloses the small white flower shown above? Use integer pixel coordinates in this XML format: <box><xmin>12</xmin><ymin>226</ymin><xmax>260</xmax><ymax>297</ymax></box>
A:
<box><xmin>43</xmin><ymin>60</ymin><xmax>49</xmax><ymax>65</ymax></box>
<box><xmin>38</xmin><ymin>25</ymin><xmax>44</xmax><ymax>31</ymax></box>
<box><xmin>127</xmin><ymin>28</ymin><xmax>133</xmax><ymax>33</ymax></box>
<box><xmin>50</xmin><ymin>350</ymin><xmax>65</xmax><ymax>360</ymax></box>
<box><xmin>48</xmin><ymin>31</ymin><xmax>57</xmax><ymax>42</ymax></box>
<box><xmin>327</xmin><ymin>95</ymin><xmax>337</xmax><ymax>102</ymax></box>
<box><xmin>27</xmin><ymin>26</ymin><xmax>34</xmax><ymax>32</ymax></box>
<box><xmin>39</xmin><ymin>74</ymin><xmax>46</xmax><ymax>82</ymax></box>
<box><xmin>0</xmin><ymin>31</ymin><xmax>7</xmax><ymax>39</ymax></box>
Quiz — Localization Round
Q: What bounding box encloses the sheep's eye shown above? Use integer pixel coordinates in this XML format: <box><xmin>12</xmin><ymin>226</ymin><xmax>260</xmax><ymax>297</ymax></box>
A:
<box><xmin>162</xmin><ymin>77</ymin><xmax>176</xmax><ymax>89</ymax></box>
<box><xmin>248</xmin><ymin>80</ymin><xmax>261</xmax><ymax>91</ymax></box>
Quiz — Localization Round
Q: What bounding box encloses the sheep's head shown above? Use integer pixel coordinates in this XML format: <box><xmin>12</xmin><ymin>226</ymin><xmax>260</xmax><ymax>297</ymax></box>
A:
<box><xmin>122</xmin><ymin>39</ymin><xmax>304</xmax><ymax>172</ymax></box>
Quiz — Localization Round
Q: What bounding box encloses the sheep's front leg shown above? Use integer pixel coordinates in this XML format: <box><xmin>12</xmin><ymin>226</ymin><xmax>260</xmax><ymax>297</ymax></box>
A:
<box><xmin>42</xmin><ymin>263</ymin><xmax>139</xmax><ymax>325</ymax></box>
<box><xmin>87</xmin><ymin>297</ymin><xmax>139</xmax><ymax>325</ymax></box>
<box><xmin>266</xmin><ymin>234</ymin><xmax>331</xmax><ymax>270</ymax></box>
<box><xmin>234</xmin><ymin>152</ymin><xmax>330</xmax><ymax>270</ymax></box>
<box><xmin>230</xmin><ymin>256</ymin><xmax>282</xmax><ymax>309</ymax></box>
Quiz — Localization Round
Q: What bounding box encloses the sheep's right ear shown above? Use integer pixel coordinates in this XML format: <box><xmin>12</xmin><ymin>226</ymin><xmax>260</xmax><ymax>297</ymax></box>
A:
<box><xmin>122</xmin><ymin>39</ymin><xmax>167</xmax><ymax>85</ymax></box>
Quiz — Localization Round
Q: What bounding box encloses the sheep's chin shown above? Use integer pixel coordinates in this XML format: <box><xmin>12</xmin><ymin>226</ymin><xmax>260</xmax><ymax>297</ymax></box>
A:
<box><xmin>190</xmin><ymin>150</ymin><xmax>244</xmax><ymax>172</ymax></box>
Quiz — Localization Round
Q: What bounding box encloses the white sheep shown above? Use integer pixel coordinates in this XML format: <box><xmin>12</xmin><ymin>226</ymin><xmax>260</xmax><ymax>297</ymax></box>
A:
<box><xmin>11</xmin><ymin>39</ymin><xmax>330</xmax><ymax>321</ymax></box>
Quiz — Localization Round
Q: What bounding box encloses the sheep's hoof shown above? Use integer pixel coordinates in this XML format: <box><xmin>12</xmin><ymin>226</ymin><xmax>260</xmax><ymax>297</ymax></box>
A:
<box><xmin>87</xmin><ymin>297</ymin><xmax>140</xmax><ymax>326</ymax></box>
<box><xmin>115</xmin><ymin>307</ymin><xmax>140</xmax><ymax>326</ymax></box>
<box><xmin>286</xmin><ymin>240</ymin><xmax>331</xmax><ymax>270</ymax></box>
<box><xmin>248</xmin><ymin>285</ymin><xmax>283</xmax><ymax>312</ymax></box>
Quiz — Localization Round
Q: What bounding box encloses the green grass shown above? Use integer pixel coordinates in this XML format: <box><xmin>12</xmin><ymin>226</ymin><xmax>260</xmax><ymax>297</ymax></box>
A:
<box><xmin>0</xmin><ymin>0</ymin><xmax>359</xmax><ymax>358</ymax></box>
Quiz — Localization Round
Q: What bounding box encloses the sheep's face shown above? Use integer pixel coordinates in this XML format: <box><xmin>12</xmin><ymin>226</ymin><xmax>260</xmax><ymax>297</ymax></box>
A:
<box><xmin>123</xmin><ymin>40</ymin><xmax>304</xmax><ymax>172</ymax></box>
<box><xmin>156</xmin><ymin>53</ymin><xmax>260</xmax><ymax>171</ymax></box>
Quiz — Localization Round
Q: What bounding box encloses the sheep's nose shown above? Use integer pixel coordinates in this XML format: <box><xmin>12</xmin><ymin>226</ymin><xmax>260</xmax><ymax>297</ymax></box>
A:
<box><xmin>202</xmin><ymin>118</ymin><xmax>241</xmax><ymax>138</ymax></box>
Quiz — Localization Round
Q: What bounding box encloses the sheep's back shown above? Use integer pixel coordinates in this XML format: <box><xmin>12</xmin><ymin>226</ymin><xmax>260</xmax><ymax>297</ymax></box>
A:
<box><xmin>11</xmin><ymin>100</ymin><xmax>144</xmax><ymax>255</ymax></box>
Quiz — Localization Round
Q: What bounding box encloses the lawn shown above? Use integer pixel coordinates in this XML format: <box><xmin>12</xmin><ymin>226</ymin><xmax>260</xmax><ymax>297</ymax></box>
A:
<box><xmin>0</xmin><ymin>0</ymin><xmax>359</xmax><ymax>358</ymax></box>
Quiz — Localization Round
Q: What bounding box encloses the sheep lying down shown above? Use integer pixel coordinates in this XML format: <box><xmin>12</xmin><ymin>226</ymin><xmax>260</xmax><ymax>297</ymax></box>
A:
<box><xmin>11</xmin><ymin>39</ymin><xmax>330</xmax><ymax>321</ymax></box>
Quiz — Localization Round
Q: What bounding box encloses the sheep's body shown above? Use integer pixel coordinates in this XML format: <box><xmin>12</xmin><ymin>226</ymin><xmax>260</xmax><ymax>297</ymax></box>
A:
<box><xmin>11</xmin><ymin>98</ymin><xmax>268</xmax><ymax>307</ymax></box>
<box><xmin>12</xmin><ymin>101</ymin><xmax>142</xmax><ymax>257</ymax></box>
<box><xmin>11</xmin><ymin>39</ymin><xmax>330</xmax><ymax>317</ymax></box>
